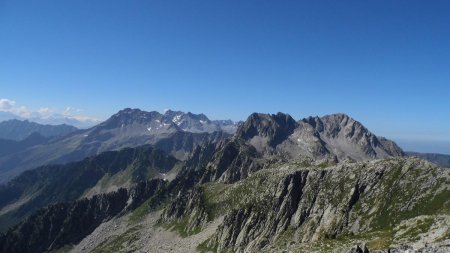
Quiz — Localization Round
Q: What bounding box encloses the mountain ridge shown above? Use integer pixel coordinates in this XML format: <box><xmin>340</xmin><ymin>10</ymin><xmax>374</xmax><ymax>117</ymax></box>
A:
<box><xmin>0</xmin><ymin>119</ymin><xmax>77</xmax><ymax>141</ymax></box>
<box><xmin>0</xmin><ymin>145</ymin><xmax>179</xmax><ymax>231</ymax></box>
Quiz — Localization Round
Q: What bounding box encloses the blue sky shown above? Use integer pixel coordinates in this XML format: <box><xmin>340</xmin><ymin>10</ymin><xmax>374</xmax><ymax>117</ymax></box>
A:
<box><xmin>1</xmin><ymin>1</ymin><xmax>449</xmax><ymax>153</ymax></box>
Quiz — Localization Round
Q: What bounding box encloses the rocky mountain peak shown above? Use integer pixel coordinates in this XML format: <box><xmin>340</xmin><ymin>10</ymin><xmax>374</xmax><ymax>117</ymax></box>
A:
<box><xmin>186</xmin><ymin>112</ymin><xmax>209</xmax><ymax>121</ymax></box>
<box><xmin>236</xmin><ymin>112</ymin><xmax>298</xmax><ymax>149</ymax></box>
<box><xmin>304</xmin><ymin>113</ymin><xmax>405</xmax><ymax>160</ymax></box>
<box><xmin>163</xmin><ymin>109</ymin><xmax>183</xmax><ymax>120</ymax></box>
<box><xmin>235</xmin><ymin>112</ymin><xmax>404</xmax><ymax>161</ymax></box>
<box><xmin>320</xmin><ymin>113</ymin><xmax>363</xmax><ymax>138</ymax></box>
<box><xmin>163</xmin><ymin>109</ymin><xmax>240</xmax><ymax>134</ymax></box>
<box><xmin>101</xmin><ymin>108</ymin><xmax>167</xmax><ymax>129</ymax></box>
<box><xmin>162</xmin><ymin>110</ymin><xmax>217</xmax><ymax>133</ymax></box>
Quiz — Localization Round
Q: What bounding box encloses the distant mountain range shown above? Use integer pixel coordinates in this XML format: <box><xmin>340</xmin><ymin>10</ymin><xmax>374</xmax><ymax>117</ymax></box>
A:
<box><xmin>0</xmin><ymin>109</ymin><xmax>236</xmax><ymax>183</ymax></box>
<box><xmin>0</xmin><ymin>119</ymin><xmax>77</xmax><ymax>141</ymax></box>
<box><xmin>0</xmin><ymin>133</ymin><xmax>48</xmax><ymax>158</ymax></box>
<box><xmin>0</xmin><ymin>111</ymin><xmax>97</xmax><ymax>129</ymax></box>
<box><xmin>406</xmin><ymin>151</ymin><xmax>450</xmax><ymax>167</ymax></box>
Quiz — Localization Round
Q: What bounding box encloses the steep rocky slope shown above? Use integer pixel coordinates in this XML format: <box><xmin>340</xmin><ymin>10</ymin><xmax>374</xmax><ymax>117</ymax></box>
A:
<box><xmin>0</xmin><ymin>145</ymin><xmax>179</xmax><ymax>231</ymax></box>
<box><xmin>0</xmin><ymin>179</ymin><xmax>166</xmax><ymax>253</ymax></box>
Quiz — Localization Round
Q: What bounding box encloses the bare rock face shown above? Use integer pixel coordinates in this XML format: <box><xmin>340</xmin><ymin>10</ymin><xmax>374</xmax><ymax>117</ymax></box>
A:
<box><xmin>236</xmin><ymin>112</ymin><xmax>298</xmax><ymax>154</ymax></box>
<box><xmin>236</xmin><ymin>112</ymin><xmax>404</xmax><ymax>163</ymax></box>
<box><xmin>310</xmin><ymin>114</ymin><xmax>405</xmax><ymax>160</ymax></box>
<box><xmin>160</xmin><ymin>187</ymin><xmax>210</xmax><ymax>235</ymax></box>
<box><xmin>199</xmin><ymin>140</ymin><xmax>263</xmax><ymax>184</ymax></box>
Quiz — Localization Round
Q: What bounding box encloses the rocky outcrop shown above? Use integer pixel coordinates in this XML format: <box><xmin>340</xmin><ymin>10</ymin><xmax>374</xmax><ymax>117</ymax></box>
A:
<box><xmin>160</xmin><ymin>187</ymin><xmax>210</xmax><ymax>234</ymax></box>
<box><xmin>347</xmin><ymin>244</ymin><xmax>370</xmax><ymax>253</ymax></box>
<box><xmin>127</xmin><ymin>179</ymin><xmax>167</xmax><ymax>210</ymax></box>
<box><xmin>199</xmin><ymin>139</ymin><xmax>263</xmax><ymax>183</ymax></box>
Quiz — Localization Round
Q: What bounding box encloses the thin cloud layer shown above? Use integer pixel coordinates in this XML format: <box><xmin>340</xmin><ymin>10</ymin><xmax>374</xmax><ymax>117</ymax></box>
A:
<box><xmin>0</xmin><ymin>98</ymin><xmax>101</xmax><ymax>128</ymax></box>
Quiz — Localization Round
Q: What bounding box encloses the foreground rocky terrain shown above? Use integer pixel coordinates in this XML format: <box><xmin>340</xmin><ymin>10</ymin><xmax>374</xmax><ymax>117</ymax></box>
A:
<box><xmin>0</xmin><ymin>112</ymin><xmax>448</xmax><ymax>253</ymax></box>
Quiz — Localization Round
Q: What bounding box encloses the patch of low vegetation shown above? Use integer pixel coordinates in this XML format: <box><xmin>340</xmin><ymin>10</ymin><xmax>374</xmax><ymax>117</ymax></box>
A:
<box><xmin>359</xmin><ymin>162</ymin><xmax>450</xmax><ymax>231</ymax></box>
<box><xmin>202</xmin><ymin>183</ymin><xmax>230</xmax><ymax>219</ymax></box>
<box><xmin>293</xmin><ymin>159</ymin><xmax>312</xmax><ymax>167</ymax></box>
<box><xmin>129</xmin><ymin>194</ymin><xmax>169</xmax><ymax>224</ymax></box>
<box><xmin>160</xmin><ymin>216</ymin><xmax>201</xmax><ymax>238</ymax></box>
<box><xmin>201</xmin><ymin>171</ymin><xmax>275</xmax><ymax>219</ymax></box>
<box><xmin>401</xmin><ymin>217</ymin><xmax>434</xmax><ymax>241</ymax></box>
<box><xmin>312</xmin><ymin>229</ymin><xmax>394</xmax><ymax>252</ymax></box>
<box><xmin>128</xmin><ymin>199</ymin><xmax>150</xmax><ymax>224</ymax></box>
<box><xmin>365</xmin><ymin>230</ymin><xmax>393</xmax><ymax>250</ymax></box>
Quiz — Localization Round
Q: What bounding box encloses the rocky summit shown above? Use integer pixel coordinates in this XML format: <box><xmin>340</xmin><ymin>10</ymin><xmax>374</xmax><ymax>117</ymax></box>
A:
<box><xmin>236</xmin><ymin>112</ymin><xmax>404</xmax><ymax>162</ymax></box>
<box><xmin>0</xmin><ymin>111</ymin><xmax>448</xmax><ymax>253</ymax></box>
